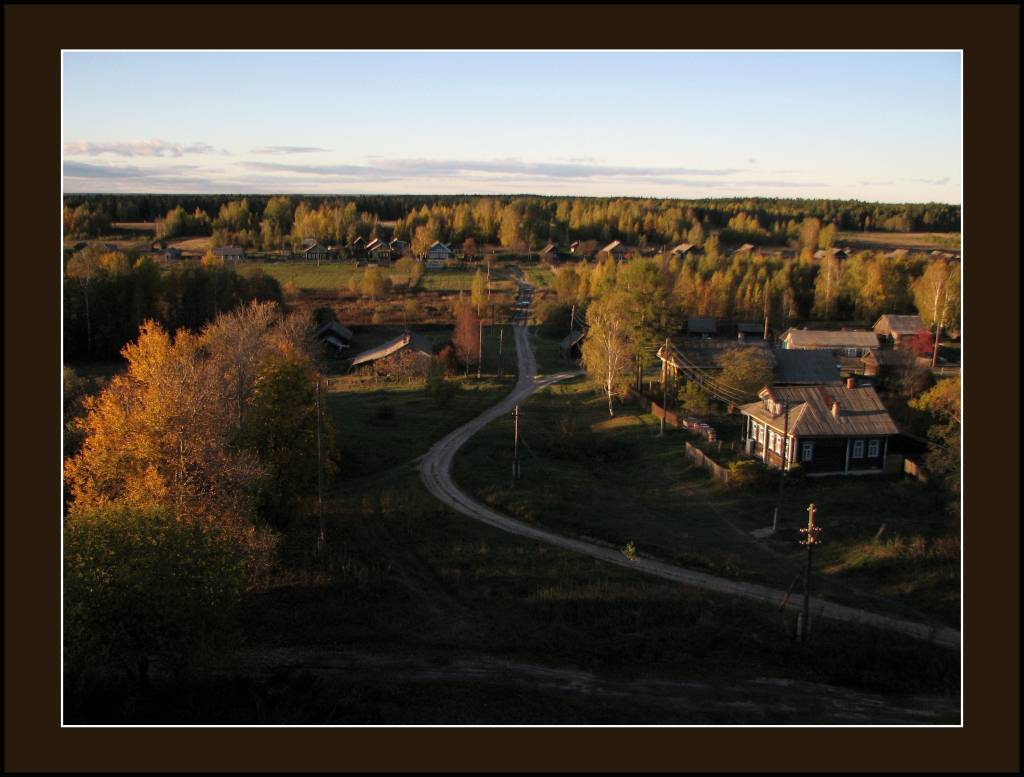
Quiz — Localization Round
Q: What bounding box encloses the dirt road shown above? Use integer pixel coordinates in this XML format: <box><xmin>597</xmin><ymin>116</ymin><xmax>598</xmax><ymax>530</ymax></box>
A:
<box><xmin>418</xmin><ymin>289</ymin><xmax>960</xmax><ymax>651</ymax></box>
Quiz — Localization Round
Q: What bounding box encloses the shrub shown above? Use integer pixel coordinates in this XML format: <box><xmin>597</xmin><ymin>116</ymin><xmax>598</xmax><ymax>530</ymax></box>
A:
<box><xmin>728</xmin><ymin>459</ymin><xmax>763</xmax><ymax>488</ymax></box>
<box><xmin>64</xmin><ymin>504</ymin><xmax>249</xmax><ymax>689</ymax></box>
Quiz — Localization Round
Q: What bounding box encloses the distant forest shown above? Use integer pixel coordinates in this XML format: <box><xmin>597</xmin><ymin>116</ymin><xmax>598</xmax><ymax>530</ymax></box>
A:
<box><xmin>64</xmin><ymin>194</ymin><xmax>961</xmax><ymax>249</ymax></box>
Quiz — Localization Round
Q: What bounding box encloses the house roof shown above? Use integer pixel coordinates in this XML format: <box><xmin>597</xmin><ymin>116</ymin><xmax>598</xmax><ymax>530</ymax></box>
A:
<box><xmin>428</xmin><ymin>241</ymin><xmax>452</xmax><ymax>251</ymax></box>
<box><xmin>365</xmin><ymin>237</ymin><xmax>385</xmax><ymax>250</ymax></box>
<box><xmin>740</xmin><ymin>384</ymin><xmax>899</xmax><ymax>437</ymax></box>
<box><xmin>873</xmin><ymin>314</ymin><xmax>926</xmax><ymax>336</ymax></box>
<box><xmin>736</xmin><ymin>321</ymin><xmax>764</xmax><ymax>334</ymax></box>
<box><xmin>687</xmin><ymin>317</ymin><xmax>717</xmax><ymax>334</ymax></box>
<box><xmin>671</xmin><ymin>242</ymin><xmax>694</xmax><ymax>254</ymax></box>
<box><xmin>771</xmin><ymin>348</ymin><xmax>842</xmax><ymax>385</ymax></box>
<box><xmin>602</xmin><ymin>240</ymin><xmax>623</xmax><ymax>253</ymax></box>
<box><xmin>862</xmin><ymin>348</ymin><xmax>916</xmax><ymax>368</ymax></box>
<box><xmin>540</xmin><ymin>243</ymin><xmax>558</xmax><ymax>254</ymax></box>
<box><xmin>300</xmin><ymin>238</ymin><xmax>318</xmax><ymax>249</ymax></box>
<box><xmin>349</xmin><ymin>331</ymin><xmax>434</xmax><ymax>367</ymax></box>
<box><xmin>733</xmin><ymin>243</ymin><xmax>755</xmax><ymax>254</ymax></box>
<box><xmin>321</xmin><ymin>336</ymin><xmax>350</xmax><ymax>352</ymax></box>
<box><xmin>782</xmin><ymin>328</ymin><xmax>879</xmax><ymax>350</ymax></box>
<box><xmin>303</xmin><ymin>242</ymin><xmax>325</xmax><ymax>253</ymax></box>
<box><xmin>315</xmin><ymin>321</ymin><xmax>354</xmax><ymax>342</ymax></box>
<box><xmin>350</xmin><ymin>236</ymin><xmax>365</xmax><ymax>246</ymax></box>
<box><xmin>213</xmin><ymin>245</ymin><xmax>244</xmax><ymax>256</ymax></box>
<box><xmin>560</xmin><ymin>329</ymin><xmax>586</xmax><ymax>350</ymax></box>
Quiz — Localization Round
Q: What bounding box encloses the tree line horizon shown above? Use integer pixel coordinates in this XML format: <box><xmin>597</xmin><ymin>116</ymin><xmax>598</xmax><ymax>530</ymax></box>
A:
<box><xmin>64</xmin><ymin>194</ymin><xmax>961</xmax><ymax>252</ymax></box>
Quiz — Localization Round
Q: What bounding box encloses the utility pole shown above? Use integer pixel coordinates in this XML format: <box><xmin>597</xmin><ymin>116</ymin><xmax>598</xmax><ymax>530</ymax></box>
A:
<box><xmin>570</xmin><ymin>304</ymin><xmax>575</xmax><ymax>337</ymax></box>
<box><xmin>315</xmin><ymin>376</ymin><xmax>326</xmax><ymax>560</ymax></box>
<box><xmin>512</xmin><ymin>404</ymin><xmax>521</xmax><ymax>482</ymax></box>
<box><xmin>498</xmin><ymin>326</ymin><xmax>504</xmax><ymax>379</ymax></box>
<box><xmin>477</xmin><ymin>319</ymin><xmax>484</xmax><ymax>379</ymax></box>
<box><xmin>772</xmin><ymin>400</ymin><xmax>789</xmax><ymax>534</ymax></box>
<box><xmin>763</xmin><ymin>314</ymin><xmax>770</xmax><ymax>342</ymax></box>
<box><xmin>798</xmin><ymin>503</ymin><xmax>822</xmax><ymax>641</ymax></box>
<box><xmin>660</xmin><ymin>337</ymin><xmax>669</xmax><ymax>436</ymax></box>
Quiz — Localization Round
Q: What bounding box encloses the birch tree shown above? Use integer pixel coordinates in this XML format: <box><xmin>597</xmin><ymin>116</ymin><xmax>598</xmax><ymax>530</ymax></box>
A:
<box><xmin>581</xmin><ymin>293</ymin><xmax>635</xmax><ymax>417</ymax></box>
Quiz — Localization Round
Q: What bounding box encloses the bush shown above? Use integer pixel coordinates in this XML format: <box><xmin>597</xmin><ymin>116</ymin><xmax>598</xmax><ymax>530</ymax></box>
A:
<box><xmin>64</xmin><ymin>504</ymin><xmax>249</xmax><ymax>689</ymax></box>
<box><xmin>728</xmin><ymin>459</ymin><xmax>763</xmax><ymax>488</ymax></box>
<box><xmin>425</xmin><ymin>357</ymin><xmax>460</xmax><ymax>407</ymax></box>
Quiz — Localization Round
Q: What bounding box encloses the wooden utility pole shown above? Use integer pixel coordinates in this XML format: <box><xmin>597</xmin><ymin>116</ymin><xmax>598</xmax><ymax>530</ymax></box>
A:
<box><xmin>660</xmin><ymin>337</ymin><xmax>669</xmax><ymax>435</ymax></box>
<box><xmin>315</xmin><ymin>377</ymin><xmax>326</xmax><ymax>559</ymax></box>
<box><xmin>798</xmin><ymin>503</ymin><xmax>822</xmax><ymax>641</ymax></box>
<box><xmin>512</xmin><ymin>404</ymin><xmax>521</xmax><ymax>481</ymax></box>
<box><xmin>772</xmin><ymin>400</ymin><xmax>789</xmax><ymax>534</ymax></box>
<box><xmin>498</xmin><ymin>326</ymin><xmax>504</xmax><ymax>379</ymax></box>
<box><xmin>570</xmin><ymin>304</ymin><xmax>575</xmax><ymax>337</ymax></box>
<box><xmin>763</xmin><ymin>315</ymin><xmax>770</xmax><ymax>342</ymax></box>
<box><xmin>477</xmin><ymin>319</ymin><xmax>484</xmax><ymax>379</ymax></box>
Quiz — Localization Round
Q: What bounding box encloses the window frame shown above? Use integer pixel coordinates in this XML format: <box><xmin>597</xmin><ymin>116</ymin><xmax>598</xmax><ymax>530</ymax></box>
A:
<box><xmin>868</xmin><ymin>439</ymin><xmax>880</xmax><ymax>458</ymax></box>
<box><xmin>852</xmin><ymin>439</ymin><xmax>865</xmax><ymax>459</ymax></box>
<box><xmin>802</xmin><ymin>441</ymin><xmax>814</xmax><ymax>461</ymax></box>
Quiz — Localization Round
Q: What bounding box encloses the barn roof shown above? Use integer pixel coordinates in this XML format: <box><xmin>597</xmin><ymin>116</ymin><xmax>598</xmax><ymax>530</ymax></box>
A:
<box><xmin>213</xmin><ymin>245</ymin><xmax>244</xmax><ymax>256</ymax></box>
<box><xmin>782</xmin><ymin>328</ymin><xmax>879</xmax><ymax>350</ymax></box>
<box><xmin>687</xmin><ymin>317</ymin><xmax>717</xmax><ymax>334</ymax></box>
<box><xmin>349</xmin><ymin>331</ymin><xmax>434</xmax><ymax>367</ymax></box>
<box><xmin>771</xmin><ymin>348</ymin><xmax>842</xmax><ymax>385</ymax></box>
<box><xmin>873</xmin><ymin>314</ymin><xmax>926</xmax><ymax>336</ymax></box>
<box><xmin>315</xmin><ymin>321</ymin><xmax>353</xmax><ymax>342</ymax></box>
<box><xmin>560</xmin><ymin>329</ymin><xmax>586</xmax><ymax>350</ymax></box>
<box><xmin>741</xmin><ymin>384</ymin><xmax>899</xmax><ymax>437</ymax></box>
<box><xmin>602</xmin><ymin>240</ymin><xmax>623</xmax><ymax>253</ymax></box>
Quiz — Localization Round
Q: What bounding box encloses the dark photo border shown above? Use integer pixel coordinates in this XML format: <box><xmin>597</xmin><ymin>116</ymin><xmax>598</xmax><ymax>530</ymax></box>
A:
<box><xmin>6</xmin><ymin>3</ymin><xmax>1019</xmax><ymax>773</ymax></box>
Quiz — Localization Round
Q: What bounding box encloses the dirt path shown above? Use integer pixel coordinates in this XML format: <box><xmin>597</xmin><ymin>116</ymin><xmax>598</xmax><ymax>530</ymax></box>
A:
<box><xmin>418</xmin><ymin>285</ymin><xmax>960</xmax><ymax>651</ymax></box>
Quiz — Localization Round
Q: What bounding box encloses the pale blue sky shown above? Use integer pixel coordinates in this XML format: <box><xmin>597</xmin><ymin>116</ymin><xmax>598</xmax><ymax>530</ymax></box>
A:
<box><xmin>62</xmin><ymin>51</ymin><xmax>961</xmax><ymax>202</ymax></box>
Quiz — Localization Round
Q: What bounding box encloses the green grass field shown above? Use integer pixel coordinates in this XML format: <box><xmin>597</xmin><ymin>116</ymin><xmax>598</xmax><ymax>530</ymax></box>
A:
<box><xmin>452</xmin><ymin>377</ymin><xmax>959</xmax><ymax>628</ymax></box>
<box><xmin>837</xmin><ymin>231</ymin><xmax>961</xmax><ymax>252</ymax></box>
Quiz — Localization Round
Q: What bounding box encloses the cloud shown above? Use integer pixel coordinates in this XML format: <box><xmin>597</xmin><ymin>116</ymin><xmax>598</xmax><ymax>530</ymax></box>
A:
<box><xmin>859</xmin><ymin>180</ymin><xmax>896</xmax><ymax>186</ymax></box>
<box><xmin>64</xmin><ymin>161</ymin><xmax>199</xmax><ymax>179</ymax></box>
<box><xmin>245</xmin><ymin>157</ymin><xmax>747</xmax><ymax>181</ymax></box>
<box><xmin>251</xmin><ymin>146</ymin><xmax>332</xmax><ymax>155</ymax></box>
<box><xmin>912</xmin><ymin>176</ymin><xmax>951</xmax><ymax>186</ymax></box>
<box><xmin>64</xmin><ymin>139</ymin><xmax>226</xmax><ymax>157</ymax></box>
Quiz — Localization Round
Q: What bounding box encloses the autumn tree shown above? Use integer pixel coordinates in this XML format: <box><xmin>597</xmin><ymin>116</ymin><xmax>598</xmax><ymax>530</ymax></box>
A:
<box><xmin>361</xmin><ymin>266</ymin><xmax>389</xmax><ymax>299</ymax></box>
<box><xmin>452</xmin><ymin>299</ymin><xmax>481</xmax><ymax>371</ymax></box>
<box><xmin>913</xmin><ymin>259</ymin><xmax>960</xmax><ymax>368</ymax></box>
<box><xmin>909</xmin><ymin>377</ymin><xmax>960</xmax><ymax>509</ymax></box>
<box><xmin>65</xmin><ymin>246</ymin><xmax>103</xmax><ymax>356</ymax></box>
<box><xmin>581</xmin><ymin>293</ymin><xmax>635</xmax><ymax>416</ymax></box>
<box><xmin>471</xmin><ymin>269</ymin><xmax>488</xmax><ymax>316</ymax></box>
<box><xmin>812</xmin><ymin>255</ymin><xmax>842</xmax><ymax>320</ymax></box>
<box><xmin>718</xmin><ymin>346</ymin><xmax>774</xmax><ymax>397</ymax></box>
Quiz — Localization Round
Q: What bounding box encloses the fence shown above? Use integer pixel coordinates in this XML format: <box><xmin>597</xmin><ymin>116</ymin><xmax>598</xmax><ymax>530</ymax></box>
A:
<box><xmin>903</xmin><ymin>456</ymin><xmax>929</xmax><ymax>483</ymax></box>
<box><xmin>629</xmin><ymin>388</ymin><xmax>717</xmax><ymax>442</ymax></box>
<box><xmin>684</xmin><ymin>442</ymin><xmax>731</xmax><ymax>485</ymax></box>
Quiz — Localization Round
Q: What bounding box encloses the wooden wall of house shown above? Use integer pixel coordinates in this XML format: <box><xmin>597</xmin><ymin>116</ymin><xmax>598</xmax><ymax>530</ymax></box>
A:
<box><xmin>797</xmin><ymin>436</ymin><xmax>848</xmax><ymax>474</ymax></box>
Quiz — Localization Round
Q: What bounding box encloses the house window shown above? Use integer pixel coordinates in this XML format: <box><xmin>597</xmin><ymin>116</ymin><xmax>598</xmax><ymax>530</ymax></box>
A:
<box><xmin>852</xmin><ymin>439</ymin><xmax>865</xmax><ymax>459</ymax></box>
<box><xmin>802</xmin><ymin>441</ymin><xmax>814</xmax><ymax>461</ymax></box>
<box><xmin>774</xmin><ymin>433</ymin><xmax>783</xmax><ymax>455</ymax></box>
<box><xmin>757</xmin><ymin>424</ymin><xmax>765</xmax><ymax>445</ymax></box>
<box><xmin>868</xmin><ymin>439</ymin><xmax>880</xmax><ymax>458</ymax></box>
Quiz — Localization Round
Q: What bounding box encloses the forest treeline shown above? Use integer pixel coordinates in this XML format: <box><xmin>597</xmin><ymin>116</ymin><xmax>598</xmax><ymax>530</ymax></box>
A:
<box><xmin>63</xmin><ymin>194</ymin><xmax>961</xmax><ymax>245</ymax></box>
<box><xmin>64</xmin><ymin>247</ymin><xmax>283</xmax><ymax>361</ymax></box>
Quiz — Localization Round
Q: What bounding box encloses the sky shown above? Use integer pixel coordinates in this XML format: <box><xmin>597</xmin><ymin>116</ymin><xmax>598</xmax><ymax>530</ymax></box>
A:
<box><xmin>62</xmin><ymin>51</ymin><xmax>962</xmax><ymax>203</ymax></box>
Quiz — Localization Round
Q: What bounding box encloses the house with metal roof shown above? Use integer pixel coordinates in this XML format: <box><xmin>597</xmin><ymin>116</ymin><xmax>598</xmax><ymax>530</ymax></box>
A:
<box><xmin>670</xmin><ymin>242</ymin><xmax>696</xmax><ymax>256</ymax></box>
<box><xmin>873</xmin><ymin>314</ymin><xmax>927</xmax><ymax>346</ymax></box>
<box><xmin>213</xmin><ymin>245</ymin><xmax>245</xmax><ymax>262</ymax></box>
<box><xmin>739</xmin><ymin>382</ymin><xmax>899</xmax><ymax>475</ymax></box>
<box><xmin>349</xmin><ymin>331</ymin><xmax>435</xmax><ymax>377</ymax></box>
<box><xmin>771</xmin><ymin>348</ymin><xmax>842</xmax><ymax>386</ymax></box>
<box><xmin>425</xmin><ymin>241</ymin><xmax>454</xmax><ymax>261</ymax></box>
<box><xmin>686</xmin><ymin>317</ymin><xmax>717</xmax><ymax>336</ymax></box>
<box><xmin>781</xmin><ymin>328</ymin><xmax>879</xmax><ymax>356</ymax></box>
<box><xmin>314</xmin><ymin>321</ymin><xmax>354</xmax><ymax>354</ymax></box>
<box><xmin>600</xmin><ymin>240</ymin><xmax>628</xmax><ymax>261</ymax></box>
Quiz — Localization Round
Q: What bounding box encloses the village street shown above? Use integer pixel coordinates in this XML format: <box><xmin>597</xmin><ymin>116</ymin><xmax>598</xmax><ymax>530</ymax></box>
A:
<box><xmin>418</xmin><ymin>277</ymin><xmax>961</xmax><ymax>651</ymax></box>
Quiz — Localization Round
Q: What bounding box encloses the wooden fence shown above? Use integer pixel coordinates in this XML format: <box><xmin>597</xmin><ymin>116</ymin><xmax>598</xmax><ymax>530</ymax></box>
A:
<box><xmin>684</xmin><ymin>442</ymin><xmax>731</xmax><ymax>485</ymax></box>
<box><xmin>629</xmin><ymin>388</ymin><xmax>717</xmax><ymax>442</ymax></box>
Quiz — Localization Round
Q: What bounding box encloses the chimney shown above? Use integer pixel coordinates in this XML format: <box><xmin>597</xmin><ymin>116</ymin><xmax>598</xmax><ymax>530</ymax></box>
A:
<box><xmin>846</xmin><ymin>377</ymin><xmax>856</xmax><ymax>389</ymax></box>
<box><xmin>831</xmin><ymin>400</ymin><xmax>840</xmax><ymax>418</ymax></box>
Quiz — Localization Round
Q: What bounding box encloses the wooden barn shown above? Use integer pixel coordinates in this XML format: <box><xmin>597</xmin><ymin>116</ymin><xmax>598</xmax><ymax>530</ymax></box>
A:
<box><xmin>213</xmin><ymin>245</ymin><xmax>245</xmax><ymax>262</ymax></box>
<box><xmin>873</xmin><ymin>314</ymin><xmax>927</xmax><ymax>347</ymax></box>
<box><xmin>739</xmin><ymin>382</ymin><xmax>899</xmax><ymax>476</ymax></box>
<box><xmin>600</xmin><ymin>240</ymin><xmax>628</xmax><ymax>261</ymax></box>
<box><xmin>349</xmin><ymin>331</ymin><xmax>435</xmax><ymax>378</ymax></box>
<box><xmin>780</xmin><ymin>328</ymin><xmax>879</xmax><ymax>357</ymax></box>
<box><xmin>315</xmin><ymin>321</ymin><xmax>354</xmax><ymax>355</ymax></box>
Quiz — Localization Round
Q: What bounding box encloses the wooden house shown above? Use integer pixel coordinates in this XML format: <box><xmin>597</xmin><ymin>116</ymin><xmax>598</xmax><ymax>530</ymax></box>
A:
<box><xmin>560</xmin><ymin>329</ymin><xmax>586</xmax><ymax>359</ymax></box>
<box><xmin>538</xmin><ymin>243</ymin><xmax>560</xmax><ymax>262</ymax></box>
<box><xmin>425</xmin><ymin>241</ymin><xmax>454</xmax><ymax>261</ymax></box>
<box><xmin>314</xmin><ymin>321</ymin><xmax>354</xmax><ymax>355</ymax></box>
<box><xmin>367</xmin><ymin>241</ymin><xmax>395</xmax><ymax>265</ymax></box>
<box><xmin>303</xmin><ymin>242</ymin><xmax>330</xmax><ymax>262</ymax></box>
<box><xmin>739</xmin><ymin>382</ymin><xmax>899</xmax><ymax>475</ymax></box>
<box><xmin>349</xmin><ymin>331</ymin><xmax>435</xmax><ymax>378</ymax></box>
<box><xmin>686</xmin><ymin>317</ymin><xmax>717</xmax><ymax>337</ymax></box>
<box><xmin>600</xmin><ymin>240</ymin><xmax>628</xmax><ymax>261</ymax></box>
<box><xmin>670</xmin><ymin>242</ymin><xmax>696</xmax><ymax>257</ymax></box>
<box><xmin>780</xmin><ymin>328</ymin><xmax>879</xmax><ymax>357</ymax></box>
<box><xmin>213</xmin><ymin>245</ymin><xmax>245</xmax><ymax>262</ymax></box>
<box><xmin>873</xmin><ymin>314</ymin><xmax>927</xmax><ymax>347</ymax></box>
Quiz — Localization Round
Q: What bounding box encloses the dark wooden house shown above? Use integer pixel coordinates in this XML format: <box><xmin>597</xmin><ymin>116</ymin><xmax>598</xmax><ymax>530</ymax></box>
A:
<box><xmin>349</xmin><ymin>331</ymin><xmax>435</xmax><ymax>378</ymax></box>
<box><xmin>872</xmin><ymin>314</ymin><xmax>927</xmax><ymax>347</ymax></box>
<box><xmin>739</xmin><ymin>383</ymin><xmax>899</xmax><ymax>475</ymax></box>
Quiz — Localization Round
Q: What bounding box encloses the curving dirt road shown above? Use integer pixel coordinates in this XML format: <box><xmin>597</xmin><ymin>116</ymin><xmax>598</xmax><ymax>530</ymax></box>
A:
<box><xmin>418</xmin><ymin>286</ymin><xmax>960</xmax><ymax>651</ymax></box>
